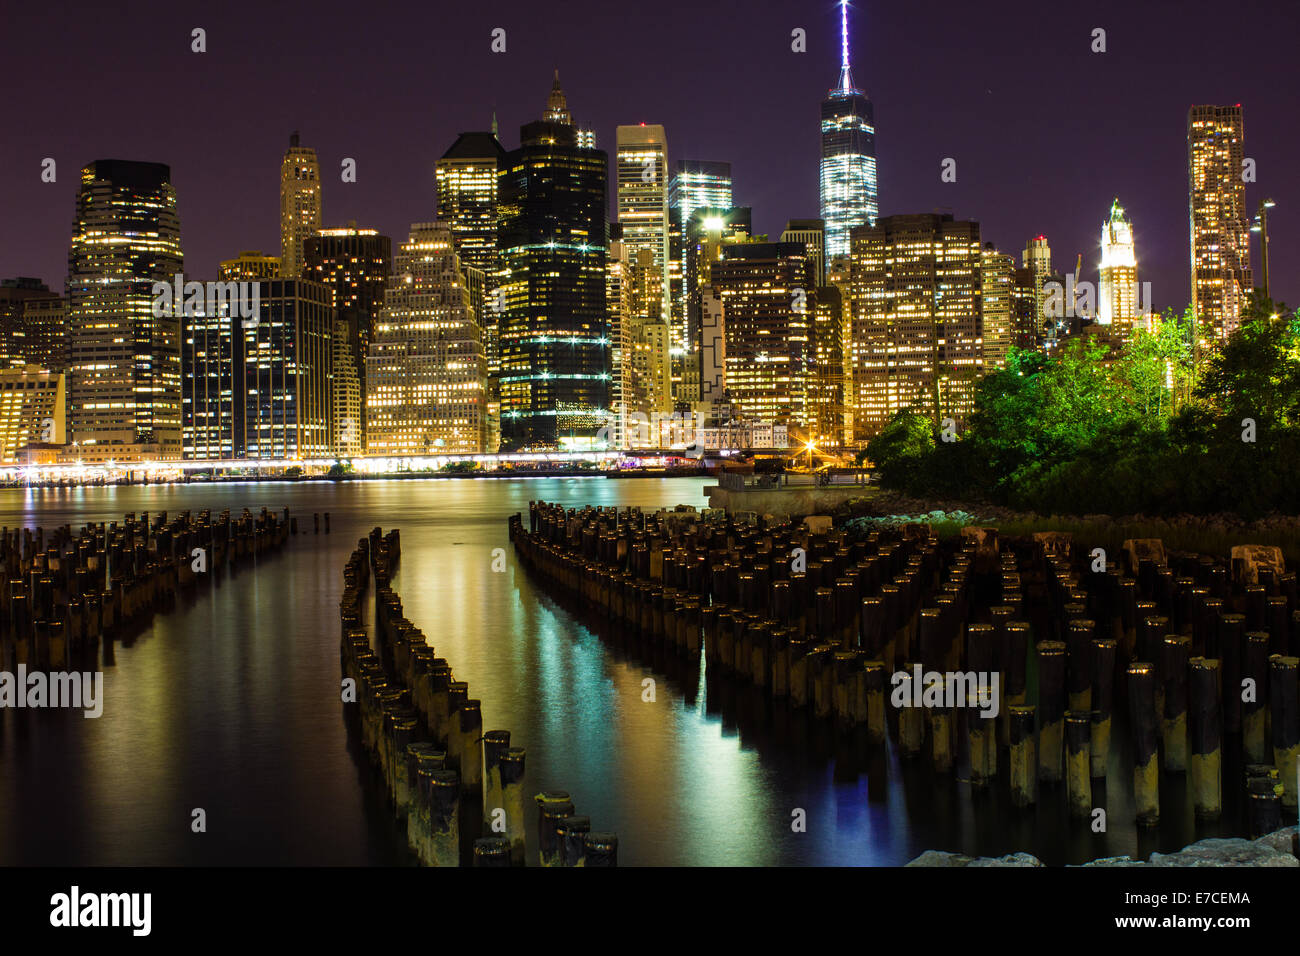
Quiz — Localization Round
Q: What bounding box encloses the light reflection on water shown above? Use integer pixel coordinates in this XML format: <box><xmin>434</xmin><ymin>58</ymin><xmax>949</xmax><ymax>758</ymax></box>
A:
<box><xmin>0</xmin><ymin>478</ymin><xmax>1217</xmax><ymax>865</ymax></box>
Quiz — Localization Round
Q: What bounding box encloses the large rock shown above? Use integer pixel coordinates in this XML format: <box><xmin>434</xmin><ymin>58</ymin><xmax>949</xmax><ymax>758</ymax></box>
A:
<box><xmin>1032</xmin><ymin>531</ymin><xmax>1073</xmax><ymax>560</ymax></box>
<box><xmin>961</xmin><ymin>526</ymin><xmax>1000</xmax><ymax>571</ymax></box>
<box><xmin>1252</xmin><ymin>826</ymin><xmax>1299</xmax><ymax>858</ymax></box>
<box><xmin>905</xmin><ymin>851</ymin><xmax>974</xmax><ymax>867</ymax></box>
<box><xmin>804</xmin><ymin>515</ymin><xmax>833</xmax><ymax>535</ymax></box>
<box><xmin>968</xmin><ymin>852</ymin><xmax>1043</xmax><ymax>867</ymax></box>
<box><xmin>1148</xmin><ymin>837</ymin><xmax>1299</xmax><ymax>867</ymax></box>
<box><xmin>906</xmin><ymin>850</ymin><xmax>1042</xmax><ymax>867</ymax></box>
<box><xmin>1077</xmin><ymin>856</ymin><xmax>1145</xmax><ymax>867</ymax></box>
<box><xmin>903</xmin><ymin>522</ymin><xmax>931</xmax><ymax>542</ymax></box>
<box><xmin>1122</xmin><ymin>538</ymin><xmax>1167</xmax><ymax>575</ymax></box>
<box><xmin>1231</xmin><ymin>544</ymin><xmax>1285</xmax><ymax>585</ymax></box>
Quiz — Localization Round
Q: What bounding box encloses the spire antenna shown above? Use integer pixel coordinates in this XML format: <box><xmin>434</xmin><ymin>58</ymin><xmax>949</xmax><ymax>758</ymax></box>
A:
<box><xmin>835</xmin><ymin>1</ymin><xmax>857</xmax><ymax>94</ymax></box>
<box><xmin>841</xmin><ymin>0</ymin><xmax>850</xmax><ymax>73</ymax></box>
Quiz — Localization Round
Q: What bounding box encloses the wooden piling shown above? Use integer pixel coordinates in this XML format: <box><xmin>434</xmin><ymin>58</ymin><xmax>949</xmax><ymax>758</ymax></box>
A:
<box><xmin>1188</xmin><ymin>657</ymin><xmax>1222</xmax><ymax>820</ymax></box>
<box><xmin>1128</xmin><ymin>663</ymin><xmax>1159</xmax><ymax>826</ymax></box>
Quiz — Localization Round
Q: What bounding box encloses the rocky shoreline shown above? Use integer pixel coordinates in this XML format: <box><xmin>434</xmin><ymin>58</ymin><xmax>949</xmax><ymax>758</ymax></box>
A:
<box><xmin>838</xmin><ymin>488</ymin><xmax>1300</xmax><ymax>537</ymax></box>
<box><xmin>906</xmin><ymin>826</ymin><xmax>1299</xmax><ymax>867</ymax></box>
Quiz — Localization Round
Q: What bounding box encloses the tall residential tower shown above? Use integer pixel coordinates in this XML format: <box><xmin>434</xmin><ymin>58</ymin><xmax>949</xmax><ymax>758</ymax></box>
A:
<box><xmin>1188</xmin><ymin>105</ymin><xmax>1252</xmax><ymax>337</ymax></box>
<box><xmin>280</xmin><ymin>133</ymin><xmax>322</xmax><ymax>279</ymax></box>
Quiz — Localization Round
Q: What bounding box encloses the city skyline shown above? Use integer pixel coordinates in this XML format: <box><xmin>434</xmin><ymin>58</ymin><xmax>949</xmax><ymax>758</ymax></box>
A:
<box><xmin>2</xmin><ymin>0</ymin><xmax>1295</xmax><ymax>315</ymax></box>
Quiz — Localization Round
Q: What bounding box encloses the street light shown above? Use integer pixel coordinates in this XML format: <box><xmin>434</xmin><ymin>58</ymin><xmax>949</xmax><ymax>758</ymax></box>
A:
<box><xmin>1250</xmin><ymin>198</ymin><xmax>1277</xmax><ymax>299</ymax></box>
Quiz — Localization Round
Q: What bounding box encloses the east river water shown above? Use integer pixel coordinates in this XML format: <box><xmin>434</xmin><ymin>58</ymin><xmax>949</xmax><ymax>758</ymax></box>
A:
<box><xmin>0</xmin><ymin>478</ymin><xmax>1234</xmax><ymax>865</ymax></box>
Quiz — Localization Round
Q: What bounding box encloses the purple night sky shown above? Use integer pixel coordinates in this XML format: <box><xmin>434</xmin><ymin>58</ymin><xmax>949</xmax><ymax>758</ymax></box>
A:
<box><xmin>2</xmin><ymin>0</ymin><xmax>1296</xmax><ymax>312</ymax></box>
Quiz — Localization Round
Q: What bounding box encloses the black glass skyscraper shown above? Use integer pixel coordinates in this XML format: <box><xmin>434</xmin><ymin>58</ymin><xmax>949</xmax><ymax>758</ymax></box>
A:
<box><xmin>497</xmin><ymin>73</ymin><xmax>610</xmax><ymax>451</ymax></box>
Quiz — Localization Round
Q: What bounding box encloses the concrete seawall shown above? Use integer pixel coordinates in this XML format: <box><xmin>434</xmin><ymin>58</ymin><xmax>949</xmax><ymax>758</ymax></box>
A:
<box><xmin>704</xmin><ymin>483</ymin><xmax>873</xmax><ymax>519</ymax></box>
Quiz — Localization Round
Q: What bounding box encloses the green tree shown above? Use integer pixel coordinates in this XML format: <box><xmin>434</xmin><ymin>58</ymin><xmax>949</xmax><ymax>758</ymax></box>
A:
<box><xmin>864</xmin><ymin>411</ymin><xmax>935</xmax><ymax>488</ymax></box>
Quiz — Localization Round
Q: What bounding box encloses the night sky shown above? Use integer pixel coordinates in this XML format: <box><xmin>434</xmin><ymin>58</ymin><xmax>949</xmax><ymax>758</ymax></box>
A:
<box><xmin>2</xmin><ymin>0</ymin><xmax>1296</xmax><ymax>312</ymax></box>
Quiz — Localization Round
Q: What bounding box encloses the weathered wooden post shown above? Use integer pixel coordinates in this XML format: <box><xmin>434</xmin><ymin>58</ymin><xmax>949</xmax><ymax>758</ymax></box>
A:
<box><xmin>1128</xmin><ymin>663</ymin><xmax>1159</xmax><ymax>825</ymax></box>
<box><xmin>1188</xmin><ymin>657</ymin><xmax>1222</xmax><ymax>820</ymax></box>
<box><xmin>1161</xmin><ymin>635</ymin><xmax>1190</xmax><ymax>772</ymax></box>
<box><xmin>1009</xmin><ymin>705</ymin><xmax>1036</xmax><ymax>808</ymax></box>
<box><xmin>1037</xmin><ymin>641</ymin><xmax>1066</xmax><ymax>784</ymax></box>
<box><xmin>1064</xmin><ymin>711</ymin><xmax>1092</xmax><ymax>818</ymax></box>
<box><xmin>1269</xmin><ymin>655</ymin><xmax>1299</xmax><ymax>808</ymax></box>
<box><xmin>535</xmin><ymin>791</ymin><xmax>574</xmax><ymax>867</ymax></box>
<box><xmin>1090</xmin><ymin>638</ymin><xmax>1116</xmax><ymax>778</ymax></box>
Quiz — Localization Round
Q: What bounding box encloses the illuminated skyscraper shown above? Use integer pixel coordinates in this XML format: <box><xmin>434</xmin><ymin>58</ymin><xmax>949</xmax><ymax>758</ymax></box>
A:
<box><xmin>280</xmin><ymin>133</ymin><xmax>322</xmax><ymax>279</ymax></box>
<box><xmin>219</xmin><ymin>251</ymin><xmax>281</xmax><ymax>282</ymax></box>
<box><xmin>680</xmin><ymin>207</ymin><xmax>752</xmax><ymax>402</ymax></box>
<box><xmin>1098</xmin><ymin>198</ymin><xmax>1141</xmax><ymax>336</ymax></box>
<box><xmin>331</xmin><ymin>316</ymin><xmax>363</xmax><ymax>456</ymax></box>
<box><xmin>811</xmin><ymin>282</ymin><xmax>849</xmax><ymax>447</ymax></box>
<box><xmin>302</xmin><ymin>226</ymin><xmax>392</xmax><ymax>327</ymax></box>
<box><xmin>616</xmin><ymin>125</ymin><xmax>670</xmax><ymax>327</ymax></box>
<box><xmin>303</xmin><ymin>223</ymin><xmax>391</xmax><ymax>445</ymax></box>
<box><xmin>497</xmin><ymin>74</ymin><xmax>610</xmax><ymax>450</ymax></box>
<box><xmin>437</xmin><ymin>131</ymin><xmax>506</xmax><ymax>377</ymax></box>
<box><xmin>819</xmin><ymin>0</ymin><xmax>877</xmax><ymax>261</ymax></box>
<box><xmin>67</xmin><ymin>160</ymin><xmax>183</xmax><ymax>461</ymax></box>
<box><xmin>1188</xmin><ymin>105</ymin><xmax>1251</xmax><ymax>337</ymax></box>
<box><xmin>0</xmin><ymin>278</ymin><xmax>65</xmax><ymax>372</ymax></box>
<box><xmin>980</xmin><ymin>245</ymin><xmax>1015</xmax><ymax>370</ymax></box>
<box><xmin>668</xmin><ymin>160</ymin><xmax>732</xmax><ymax>346</ymax></box>
<box><xmin>782</xmin><ymin>219</ymin><xmax>826</xmax><ymax>286</ymax></box>
<box><xmin>669</xmin><ymin>161</ymin><xmax>732</xmax><ymax>237</ymax></box>
<box><xmin>181</xmin><ymin>294</ymin><xmax>238</xmax><ymax>460</ymax></box>
<box><xmin>182</xmin><ymin>278</ymin><xmax>334</xmax><ymax>460</ymax></box>
<box><xmin>366</xmin><ymin>223</ymin><xmax>488</xmax><ymax>455</ymax></box>
<box><xmin>0</xmin><ymin>367</ymin><xmax>65</xmax><ymax>464</ymax></box>
<box><xmin>607</xmin><ymin>227</ymin><xmax>673</xmax><ymax>447</ymax></box>
<box><xmin>436</xmin><ymin>131</ymin><xmax>506</xmax><ymax>275</ymax></box>
<box><xmin>850</xmin><ymin>214</ymin><xmax>984</xmax><ymax>440</ymax></box>
<box><xmin>710</xmin><ymin>242</ymin><xmax>815</xmax><ymax>426</ymax></box>
<box><xmin>1022</xmin><ymin>235</ymin><xmax>1053</xmax><ymax>339</ymax></box>
<box><xmin>242</xmin><ymin>280</ymin><xmax>334</xmax><ymax>459</ymax></box>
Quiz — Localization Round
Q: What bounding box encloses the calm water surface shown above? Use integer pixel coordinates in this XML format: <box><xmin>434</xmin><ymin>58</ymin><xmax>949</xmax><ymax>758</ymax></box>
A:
<box><xmin>0</xmin><ymin>478</ymin><xmax>1229</xmax><ymax>865</ymax></box>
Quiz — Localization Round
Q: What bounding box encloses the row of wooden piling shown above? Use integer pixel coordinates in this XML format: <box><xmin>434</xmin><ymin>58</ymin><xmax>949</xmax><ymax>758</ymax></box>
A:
<box><xmin>0</xmin><ymin>507</ymin><xmax>295</xmax><ymax>671</ymax></box>
<box><xmin>338</xmin><ymin>527</ymin><xmax>617</xmax><ymax>866</ymax></box>
<box><xmin>510</xmin><ymin>501</ymin><xmax>1300</xmax><ymax>837</ymax></box>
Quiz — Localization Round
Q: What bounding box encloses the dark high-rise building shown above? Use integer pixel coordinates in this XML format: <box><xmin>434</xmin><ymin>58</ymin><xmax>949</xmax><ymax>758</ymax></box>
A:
<box><xmin>242</xmin><ymin>280</ymin><xmax>334</xmax><ymax>459</ymax></box>
<box><xmin>302</xmin><ymin>224</ymin><xmax>391</xmax><ymax>341</ymax></box>
<box><xmin>182</xmin><ymin>296</ymin><xmax>239</xmax><ymax>460</ymax></box>
<box><xmin>820</xmin><ymin>0</ymin><xmax>877</xmax><ymax>261</ymax></box>
<box><xmin>303</xmin><ymin>223</ymin><xmax>390</xmax><ymax>448</ymax></box>
<box><xmin>67</xmin><ymin>160</ymin><xmax>184</xmax><ymax>462</ymax></box>
<box><xmin>0</xmin><ymin>278</ymin><xmax>66</xmax><ymax>372</ymax></box>
<box><xmin>183</xmin><ymin>279</ymin><xmax>334</xmax><ymax>460</ymax></box>
<box><xmin>710</xmin><ymin>241</ymin><xmax>815</xmax><ymax>426</ymax></box>
<box><xmin>497</xmin><ymin>73</ymin><xmax>610</xmax><ymax>450</ymax></box>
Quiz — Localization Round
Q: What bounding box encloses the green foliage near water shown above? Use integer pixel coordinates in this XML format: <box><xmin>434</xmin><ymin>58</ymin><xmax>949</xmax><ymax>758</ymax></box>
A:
<box><xmin>866</xmin><ymin>295</ymin><xmax>1300</xmax><ymax>518</ymax></box>
<box><xmin>439</xmin><ymin>461</ymin><xmax>478</xmax><ymax>474</ymax></box>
